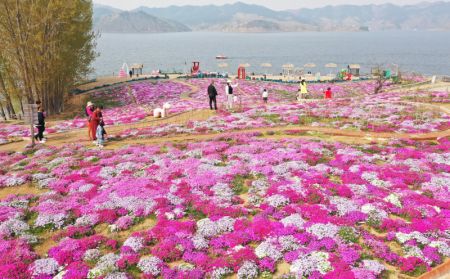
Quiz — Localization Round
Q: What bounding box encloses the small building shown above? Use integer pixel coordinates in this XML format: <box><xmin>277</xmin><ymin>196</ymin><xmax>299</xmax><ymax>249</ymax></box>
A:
<box><xmin>348</xmin><ymin>64</ymin><xmax>361</xmax><ymax>77</ymax></box>
<box><xmin>130</xmin><ymin>64</ymin><xmax>144</xmax><ymax>76</ymax></box>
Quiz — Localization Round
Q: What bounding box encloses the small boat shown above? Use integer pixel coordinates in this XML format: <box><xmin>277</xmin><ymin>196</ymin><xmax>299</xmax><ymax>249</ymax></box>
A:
<box><xmin>216</xmin><ymin>55</ymin><xmax>228</xmax><ymax>60</ymax></box>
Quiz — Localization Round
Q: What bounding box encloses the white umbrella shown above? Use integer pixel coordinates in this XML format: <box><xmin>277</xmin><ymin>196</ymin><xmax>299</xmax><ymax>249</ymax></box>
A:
<box><xmin>261</xmin><ymin>63</ymin><xmax>272</xmax><ymax>68</ymax></box>
<box><xmin>282</xmin><ymin>64</ymin><xmax>294</xmax><ymax>68</ymax></box>
<box><xmin>304</xmin><ymin>63</ymin><xmax>316</xmax><ymax>68</ymax></box>
<box><xmin>218</xmin><ymin>63</ymin><xmax>228</xmax><ymax>68</ymax></box>
<box><xmin>239</xmin><ymin>63</ymin><xmax>251</xmax><ymax>68</ymax></box>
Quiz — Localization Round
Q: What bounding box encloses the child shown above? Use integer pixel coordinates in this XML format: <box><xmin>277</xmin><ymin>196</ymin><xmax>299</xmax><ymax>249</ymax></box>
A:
<box><xmin>96</xmin><ymin>121</ymin><xmax>107</xmax><ymax>148</ymax></box>
<box><xmin>262</xmin><ymin>89</ymin><xmax>269</xmax><ymax>103</ymax></box>
<box><xmin>324</xmin><ymin>87</ymin><xmax>332</xmax><ymax>99</ymax></box>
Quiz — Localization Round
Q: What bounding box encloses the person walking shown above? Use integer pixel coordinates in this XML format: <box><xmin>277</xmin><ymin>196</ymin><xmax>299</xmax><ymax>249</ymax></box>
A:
<box><xmin>86</xmin><ymin>102</ymin><xmax>95</xmax><ymax>140</ymax></box>
<box><xmin>225</xmin><ymin>80</ymin><xmax>237</xmax><ymax>110</ymax></box>
<box><xmin>91</xmin><ymin>105</ymin><xmax>103</xmax><ymax>143</ymax></box>
<box><xmin>324</xmin><ymin>87</ymin><xmax>332</xmax><ymax>99</ymax></box>
<box><xmin>207</xmin><ymin>80</ymin><xmax>218</xmax><ymax>110</ymax></box>
<box><xmin>129</xmin><ymin>70</ymin><xmax>133</xmax><ymax>78</ymax></box>
<box><xmin>34</xmin><ymin>107</ymin><xmax>46</xmax><ymax>143</ymax></box>
<box><xmin>262</xmin><ymin>88</ymin><xmax>269</xmax><ymax>104</ymax></box>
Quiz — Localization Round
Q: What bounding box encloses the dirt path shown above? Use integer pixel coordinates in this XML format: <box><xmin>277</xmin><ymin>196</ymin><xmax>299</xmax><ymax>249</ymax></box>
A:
<box><xmin>2</xmin><ymin>120</ymin><xmax>447</xmax><ymax>152</ymax></box>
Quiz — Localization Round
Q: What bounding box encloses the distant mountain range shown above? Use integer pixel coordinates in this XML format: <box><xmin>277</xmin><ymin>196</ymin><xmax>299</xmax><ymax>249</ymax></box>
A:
<box><xmin>93</xmin><ymin>1</ymin><xmax>450</xmax><ymax>33</ymax></box>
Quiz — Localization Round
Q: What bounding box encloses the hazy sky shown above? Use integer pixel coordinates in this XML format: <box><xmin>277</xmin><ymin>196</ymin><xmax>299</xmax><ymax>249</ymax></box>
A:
<box><xmin>95</xmin><ymin>0</ymin><xmax>449</xmax><ymax>10</ymax></box>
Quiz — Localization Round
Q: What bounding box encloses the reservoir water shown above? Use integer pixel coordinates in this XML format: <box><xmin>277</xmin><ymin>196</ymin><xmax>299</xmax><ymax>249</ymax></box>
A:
<box><xmin>94</xmin><ymin>31</ymin><xmax>450</xmax><ymax>76</ymax></box>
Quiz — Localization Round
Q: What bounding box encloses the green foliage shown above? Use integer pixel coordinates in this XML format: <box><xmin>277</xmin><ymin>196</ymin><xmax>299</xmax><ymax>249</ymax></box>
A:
<box><xmin>338</xmin><ymin>227</ymin><xmax>359</xmax><ymax>243</ymax></box>
<box><xmin>261</xmin><ymin>114</ymin><xmax>281</xmax><ymax>123</ymax></box>
<box><xmin>185</xmin><ymin>203</ymin><xmax>207</xmax><ymax>220</ymax></box>
<box><xmin>260</xmin><ymin>271</ymin><xmax>273</xmax><ymax>279</ymax></box>
<box><xmin>231</xmin><ymin>174</ymin><xmax>252</xmax><ymax>195</ymax></box>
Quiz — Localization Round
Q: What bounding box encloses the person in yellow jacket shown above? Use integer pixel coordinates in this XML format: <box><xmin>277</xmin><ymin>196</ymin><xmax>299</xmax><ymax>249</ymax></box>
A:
<box><xmin>298</xmin><ymin>79</ymin><xmax>308</xmax><ymax>100</ymax></box>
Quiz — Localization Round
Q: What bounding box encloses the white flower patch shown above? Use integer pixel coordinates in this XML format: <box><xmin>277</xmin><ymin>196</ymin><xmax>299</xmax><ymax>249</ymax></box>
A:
<box><xmin>290</xmin><ymin>251</ymin><xmax>332</xmax><ymax>276</ymax></box>
<box><xmin>137</xmin><ymin>256</ymin><xmax>163</xmax><ymax>276</ymax></box>
<box><xmin>34</xmin><ymin>212</ymin><xmax>66</xmax><ymax>229</ymax></box>
<box><xmin>0</xmin><ymin>219</ymin><xmax>29</xmax><ymax>237</ymax></box>
<box><xmin>99</xmin><ymin>166</ymin><xmax>118</xmax><ymax>179</ymax></box>
<box><xmin>30</xmin><ymin>258</ymin><xmax>60</xmax><ymax>276</ymax></box>
<box><xmin>192</xmin><ymin>234</ymin><xmax>209</xmax><ymax>250</ymax></box>
<box><xmin>280</xmin><ymin>214</ymin><xmax>305</xmax><ymax>229</ymax></box>
<box><xmin>88</xmin><ymin>253</ymin><xmax>120</xmax><ymax>278</ymax></box>
<box><xmin>75</xmin><ymin>214</ymin><xmax>99</xmax><ymax>227</ymax></box>
<box><xmin>237</xmin><ymin>261</ymin><xmax>259</xmax><ymax>279</ymax></box>
<box><xmin>348</xmin><ymin>184</ymin><xmax>368</xmax><ymax>196</ymax></box>
<box><xmin>423</xmin><ymin>176</ymin><xmax>450</xmax><ymax>190</ymax></box>
<box><xmin>4</xmin><ymin>176</ymin><xmax>26</xmax><ymax>187</ymax></box>
<box><xmin>330</xmin><ymin>196</ymin><xmax>359</xmax><ymax>216</ymax></box>
<box><xmin>307</xmin><ymin>223</ymin><xmax>339</xmax><ymax>240</ymax></box>
<box><xmin>384</xmin><ymin>193</ymin><xmax>402</xmax><ymax>208</ymax></box>
<box><xmin>210</xmin><ymin>267</ymin><xmax>233</xmax><ymax>279</ymax></box>
<box><xmin>427</xmin><ymin>153</ymin><xmax>450</xmax><ymax>165</ymax></box>
<box><xmin>362</xmin><ymin>260</ymin><xmax>386</xmax><ymax>275</ymax></box>
<box><xmin>404</xmin><ymin>245</ymin><xmax>428</xmax><ymax>264</ymax></box>
<box><xmin>83</xmin><ymin>249</ymin><xmax>101</xmax><ymax>262</ymax></box>
<box><xmin>430</xmin><ymin>241</ymin><xmax>450</xmax><ymax>257</ymax></box>
<box><xmin>255</xmin><ymin>238</ymin><xmax>283</xmax><ymax>261</ymax></box>
<box><xmin>123</xmin><ymin>236</ymin><xmax>145</xmax><ymax>252</ymax></box>
<box><xmin>248</xmin><ymin>179</ymin><xmax>269</xmax><ymax>206</ymax></box>
<box><xmin>197</xmin><ymin>218</ymin><xmax>219</xmax><ymax>238</ymax></box>
<box><xmin>361</xmin><ymin>204</ymin><xmax>388</xmax><ymax>221</ymax></box>
<box><xmin>196</xmin><ymin>216</ymin><xmax>235</xmax><ymax>238</ymax></box>
<box><xmin>396</xmin><ymin>231</ymin><xmax>430</xmax><ymax>245</ymax></box>
<box><xmin>47</xmin><ymin>158</ymin><xmax>66</xmax><ymax>169</ymax></box>
<box><xmin>211</xmin><ymin>183</ymin><xmax>235</xmax><ymax>204</ymax></box>
<box><xmin>105</xmin><ymin>272</ymin><xmax>129</xmax><ymax>279</ymax></box>
<box><xmin>361</xmin><ymin>171</ymin><xmax>391</xmax><ymax>188</ymax></box>
<box><xmin>266</xmin><ymin>194</ymin><xmax>290</xmax><ymax>208</ymax></box>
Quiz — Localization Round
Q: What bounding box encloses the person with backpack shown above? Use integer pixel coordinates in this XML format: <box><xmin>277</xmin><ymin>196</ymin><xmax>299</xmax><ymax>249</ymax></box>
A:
<box><xmin>86</xmin><ymin>102</ymin><xmax>95</xmax><ymax>140</ymax></box>
<box><xmin>207</xmin><ymin>80</ymin><xmax>218</xmax><ymax>110</ymax></box>
<box><xmin>34</xmin><ymin>107</ymin><xmax>46</xmax><ymax>143</ymax></box>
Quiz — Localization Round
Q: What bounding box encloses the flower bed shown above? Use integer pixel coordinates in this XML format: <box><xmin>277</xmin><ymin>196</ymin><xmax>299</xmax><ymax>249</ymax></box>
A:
<box><xmin>0</xmin><ymin>135</ymin><xmax>448</xmax><ymax>278</ymax></box>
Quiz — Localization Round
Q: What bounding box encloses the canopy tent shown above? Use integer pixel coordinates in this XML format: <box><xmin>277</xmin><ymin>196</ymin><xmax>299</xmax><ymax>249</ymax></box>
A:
<box><xmin>282</xmin><ymin>64</ymin><xmax>295</xmax><ymax>77</ymax></box>
<box><xmin>348</xmin><ymin>64</ymin><xmax>361</xmax><ymax>76</ymax></box>
<box><xmin>325</xmin><ymin>63</ymin><xmax>338</xmax><ymax>76</ymax></box>
<box><xmin>130</xmin><ymin>64</ymin><xmax>144</xmax><ymax>76</ymax></box>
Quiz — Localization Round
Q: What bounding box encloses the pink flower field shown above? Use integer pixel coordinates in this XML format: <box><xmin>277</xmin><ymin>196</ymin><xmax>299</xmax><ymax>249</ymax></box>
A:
<box><xmin>0</xmin><ymin>78</ymin><xmax>449</xmax><ymax>279</ymax></box>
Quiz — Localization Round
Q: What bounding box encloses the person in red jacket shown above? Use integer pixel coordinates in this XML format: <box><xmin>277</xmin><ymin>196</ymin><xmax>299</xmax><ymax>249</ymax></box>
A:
<box><xmin>324</xmin><ymin>87</ymin><xmax>332</xmax><ymax>99</ymax></box>
<box><xmin>90</xmin><ymin>105</ymin><xmax>103</xmax><ymax>142</ymax></box>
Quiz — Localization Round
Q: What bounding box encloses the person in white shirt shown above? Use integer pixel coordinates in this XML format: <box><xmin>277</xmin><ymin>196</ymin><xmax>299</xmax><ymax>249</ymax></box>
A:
<box><xmin>225</xmin><ymin>80</ymin><xmax>238</xmax><ymax>110</ymax></box>
<box><xmin>262</xmin><ymin>88</ymin><xmax>269</xmax><ymax>103</ymax></box>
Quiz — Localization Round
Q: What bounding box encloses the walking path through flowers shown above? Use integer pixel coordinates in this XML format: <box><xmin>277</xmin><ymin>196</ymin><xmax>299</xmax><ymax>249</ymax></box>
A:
<box><xmin>0</xmin><ymin>77</ymin><xmax>449</xmax><ymax>279</ymax></box>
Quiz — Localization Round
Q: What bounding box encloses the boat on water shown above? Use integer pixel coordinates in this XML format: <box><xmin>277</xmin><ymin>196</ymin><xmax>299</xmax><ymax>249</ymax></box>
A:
<box><xmin>216</xmin><ymin>55</ymin><xmax>228</xmax><ymax>60</ymax></box>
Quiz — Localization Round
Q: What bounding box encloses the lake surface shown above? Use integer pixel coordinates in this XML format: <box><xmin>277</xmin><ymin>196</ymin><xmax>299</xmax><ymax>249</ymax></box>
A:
<box><xmin>94</xmin><ymin>31</ymin><xmax>450</xmax><ymax>76</ymax></box>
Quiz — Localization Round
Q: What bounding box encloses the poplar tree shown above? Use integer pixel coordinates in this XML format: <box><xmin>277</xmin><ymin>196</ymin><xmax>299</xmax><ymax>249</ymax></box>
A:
<box><xmin>0</xmin><ymin>0</ymin><xmax>97</xmax><ymax>117</ymax></box>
